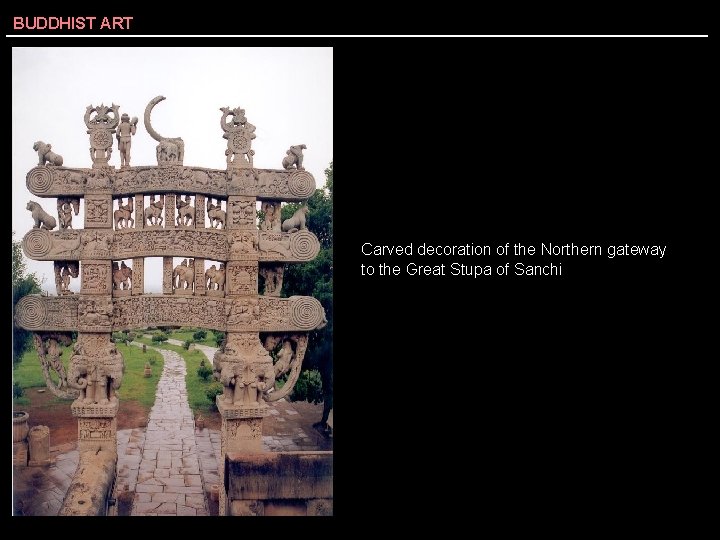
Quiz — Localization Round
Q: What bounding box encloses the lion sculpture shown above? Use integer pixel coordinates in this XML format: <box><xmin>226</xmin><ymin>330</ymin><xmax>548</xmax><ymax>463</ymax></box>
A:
<box><xmin>282</xmin><ymin>144</ymin><xmax>306</xmax><ymax>170</ymax></box>
<box><xmin>27</xmin><ymin>201</ymin><xmax>57</xmax><ymax>230</ymax></box>
<box><xmin>281</xmin><ymin>205</ymin><xmax>309</xmax><ymax>233</ymax></box>
<box><xmin>33</xmin><ymin>141</ymin><xmax>64</xmax><ymax>166</ymax></box>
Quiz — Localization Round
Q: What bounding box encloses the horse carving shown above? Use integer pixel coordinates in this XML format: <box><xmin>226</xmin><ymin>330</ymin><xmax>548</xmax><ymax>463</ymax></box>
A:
<box><xmin>176</xmin><ymin>196</ymin><xmax>195</xmax><ymax>227</ymax></box>
<box><xmin>114</xmin><ymin>197</ymin><xmax>134</xmax><ymax>229</ymax></box>
<box><xmin>207</xmin><ymin>198</ymin><xmax>226</xmax><ymax>229</ymax></box>
<box><xmin>112</xmin><ymin>261</ymin><xmax>132</xmax><ymax>290</ymax></box>
<box><xmin>144</xmin><ymin>197</ymin><xmax>164</xmax><ymax>226</ymax></box>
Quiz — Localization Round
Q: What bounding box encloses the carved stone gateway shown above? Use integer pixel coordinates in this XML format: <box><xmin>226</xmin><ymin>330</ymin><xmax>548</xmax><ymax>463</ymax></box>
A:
<box><xmin>15</xmin><ymin>97</ymin><xmax>326</xmax><ymax>516</ymax></box>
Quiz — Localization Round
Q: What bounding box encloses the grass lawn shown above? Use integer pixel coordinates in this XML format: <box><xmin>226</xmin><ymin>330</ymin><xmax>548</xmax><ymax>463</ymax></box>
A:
<box><xmin>12</xmin><ymin>345</ymin><xmax>72</xmax><ymax>406</ymax></box>
<box><xmin>168</xmin><ymin>327</ymin><xmax>220</xmax><ymax>346</ymax></box>
<box><xmin>113</xmin><ymin>342</ymin><xmax>164</xmax><ymax>408</ymax></box>
<box><xmin>137</xmin><ymin>336</ymin><xmax>219</xmax><ymax>414</ymax></box>
<box><xmin>12</xmin><ymin>340</ymin><xmax>163</xmax><ymax>409</ymax></box>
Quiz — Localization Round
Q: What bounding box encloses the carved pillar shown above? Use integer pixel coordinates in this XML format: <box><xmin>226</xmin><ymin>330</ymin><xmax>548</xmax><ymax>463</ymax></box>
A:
<box><xmin>70</xmin><ymin>332</ymin><xmax>123</xmax><ymax>454</ymax></box>
<box><xmin>132</xmin><ymin>257</ymin><xmax>144</xmax><ymax>295</ymax></box>
<box><xmin>81</xmin><ymin>260</ymin><xmax>112</xmax><ymax>295</ymax></box>
<box><xmin>195</xmin><ymin>194</ymin><xmax>206</xmax><ymax>229</ymax></box>
<box><xmin>216</xmin><ymin>220</ymin><xmax>264</xmax><ymax>515</ymax></box>
<box><xmin>227</xmin><ymin>195</ymin><xmax>257</xmax><ymax>231</ymax></box>
<box><xmin>84</xmin><ymin>193</ymin><xmax>113</xmax><ymax>229</ymax></box>
<box><xmin>194</xmin><ymin>258</ymin><xmax>206</xmax><ymax>296</ymax></box>
<box><xmin>225</xmin><ymin>262</ymin><xmax>259</xmax><ymax>296</ymax></box>
<box><xmin>165</xmin><ymin>193</ymin><xmax>176</xmax><ymax>229</ymax></box>
<box><xmin>135</xmin><ymin>194</ymin><xmax>144</xmax><ymax>230</ymax></box>
<box><xmin>163</xmin><ymin>257</ymin><xmax>174</xmax><ymax>294</ymax></box>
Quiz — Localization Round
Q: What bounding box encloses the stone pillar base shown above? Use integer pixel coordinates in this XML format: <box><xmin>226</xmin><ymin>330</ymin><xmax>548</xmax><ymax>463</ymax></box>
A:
<box><xmin>217</xmin><ymin>398</ymin><xmax>268</xmax><ymax>515</ymax></box>
<box><xmin>217</xmin><ymin>398</ymin><xmax>267</xmax><ymax>454</ymax></box>
<box><xmin>72</xmin><ymin>401</ymin><xmax>119</xmax><ymax>453</ymax></box>
<box><xmin>28</xmin><ymin>425</ymin><xmax>51</xmax><ymax>466</ymax></box>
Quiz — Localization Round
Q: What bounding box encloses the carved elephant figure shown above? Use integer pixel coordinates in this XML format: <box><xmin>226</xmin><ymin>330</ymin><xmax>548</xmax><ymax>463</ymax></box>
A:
<box><xmin>231</xmin><ymin>362</ymin><xmax>276</xmax><ymax>406</ymax></box>
<box><xmin>67</xmin><ymin>347</ymin><xmax>124</xmax><ymax>404</ymax></box>
<box><xmin>156</xmin><ymin>140</ymin><xmax>179</xmax><ymax>162</ymax></box>
<box><xmin>217</xmin><ymin>361</ymin><xmax>238</xmax><ymax>404</ymax></box>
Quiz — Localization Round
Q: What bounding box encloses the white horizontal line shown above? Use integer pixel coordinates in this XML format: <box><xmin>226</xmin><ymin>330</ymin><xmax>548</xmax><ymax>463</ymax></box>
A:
<box><xmin>5</xmin><ymin>34</ymin><xmax>710</xmax><ymax>38</ymax></box>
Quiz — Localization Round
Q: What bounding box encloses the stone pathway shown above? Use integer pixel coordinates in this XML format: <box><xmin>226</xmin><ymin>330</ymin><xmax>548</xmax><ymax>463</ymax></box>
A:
<box><xmin>13</xmin><ymin>443</ymin><xmax>79</xmax><ymax>516</ymax></box>
<box><xmin>124</xmin><ymin>344</ymin><xmax>208</xmax><ymax>516</ymax></box>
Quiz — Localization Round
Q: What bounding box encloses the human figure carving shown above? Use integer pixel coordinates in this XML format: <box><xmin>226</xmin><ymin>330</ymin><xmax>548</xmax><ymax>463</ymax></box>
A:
<box><xmin>33</xmin><ymin>141</ymin><xmax>64</xmax><ymax>166</ymax></box>
<box><xmin>53</xmin><ymin>261</ymin><xmax>77</xmax><ymax>295</ymax></box>
<box><xmin>260</xmin><ymin>265</ymin><xmax>284</xmax><ymax>296</ymax></box>
<box><xmin>26</xmin><ymin>201</ymin><xmax>57</xmax><ymax>230</ymax></box>
<box><xmin>176</xmin><ymin>194</ymin><xmax>194</xmax><ymax>227</ymax></box>
<box><xmin>114</xmin><ymin>197</ymin><xmax>135</xmax><ymax>229</ymax></box>
<box><xmin>61</xmin><ymin>266</ymin><xmax>72</xmax><ymax>292</ymax></box>
<box><xmin>274</xmin><ymin>340</ymin><xmax>295</xmax><ymax>377</ymax></box>
<box><xmin>230</xmin><ymin>232</ymin><xmax>258</xmax><ymax>255</ymax></box>
<box><xmin>116</xmin><ymin>113</ymin><xmax>138</xmax><ymax>167</ymax></box>
<box><xmin>144</xmin><ymin>195</ymin><xmax>164</xmax><ymax>226</ymax></box>
<box><xmin>260</xmin><ymin>201</ymin><xmax>282</xmax><ymax>231</ymax></box>
<box><xmin>282</xmin><ymin>144</ymin><xmax>306</xmax><ymax>170</ymax></box>
<box><xmin>57</xmin><ymin>198</ymin><xmax>79</xmax><ymax>230</ymax></box>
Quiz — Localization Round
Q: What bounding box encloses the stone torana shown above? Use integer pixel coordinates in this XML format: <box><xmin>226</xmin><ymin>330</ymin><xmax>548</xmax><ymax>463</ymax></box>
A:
<box><xmin>15</xmin><ymin>96</ymin><xmax>326</xmax><ymax>516</ymax></box>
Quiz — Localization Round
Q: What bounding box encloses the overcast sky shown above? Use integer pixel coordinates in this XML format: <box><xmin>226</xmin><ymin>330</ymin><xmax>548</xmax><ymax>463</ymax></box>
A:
<box><xmin>12</xmin><ymin>47</ymin><xmax>333</xmax><ymax>293</ymax></box>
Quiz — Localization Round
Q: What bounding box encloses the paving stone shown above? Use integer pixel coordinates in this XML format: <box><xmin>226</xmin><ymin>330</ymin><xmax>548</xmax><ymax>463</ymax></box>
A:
<box><xmin>159</xmin><ymin>477</ymin><xmax>186</xmax><ymax>487</ymax></box>
<box><xmin>150</xmin><ymin>492</ymin><xmax>185</xmax><ymax>504</ymax></box>
<box><xmin>184</xmin><ymin>475</ymin><xmax>202</xmax><ymax>487</ymax></box>
<box><xmin>171</xmin><ymin>486</ymin><xmax>205</xmax><ymax>494</ymax></box>
<box><xmin>135</xmin><ymin>484</ymin><xmax>164</xmax><ymax>493</ymax></box>
<box><xmin>177</xmin><ymin>504</ymin><xmax>197</xmax><ymax>516</ymax></box>
<box><xmin>133</xmin><ymin>502</ymin><xmax>164</xmax><ymax>514</ymax></box>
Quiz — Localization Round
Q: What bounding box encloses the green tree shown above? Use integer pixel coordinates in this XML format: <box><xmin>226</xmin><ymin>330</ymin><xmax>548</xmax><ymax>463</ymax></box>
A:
<box><xmin>13</xmin><ymin>232</ymin><xmax>41</xmax><ymax>367</ymax></box>
<box><xmin>278</xmin><ymin>162</ymin><xmax>333</xmax><ymax>427</ymax></box>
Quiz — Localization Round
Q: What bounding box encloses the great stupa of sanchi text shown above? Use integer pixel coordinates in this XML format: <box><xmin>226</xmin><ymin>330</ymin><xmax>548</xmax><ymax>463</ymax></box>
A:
<box><xmin>15</xmin><ymin>97</ymin><xmax>326</xmax><ymax>515</ymax></box>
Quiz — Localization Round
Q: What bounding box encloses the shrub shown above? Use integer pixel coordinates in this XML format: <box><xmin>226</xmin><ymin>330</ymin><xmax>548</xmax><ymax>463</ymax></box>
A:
<box><xmin>126</xmin><ymin>332</ymin><xmax>136</xmax><ymax>343</ymax></box>
<box><xmin>152</xmin><ymin>334</ymin><xmax>168</xmax><ymax>343</ymax></box>
<box><xmin>290</xmin><ymin>369</ymin><xmax>323</xmax><ymax>404</ymax></box>
<box><xmin>206</xmin><ymin>383</ymin><xmax>224</xmax><ymax>410</ymax></box>
<box><xmin>112</xmin><ymin>331</ymin><xmax>126</xmax><ymax>344</ymax></box>
<box><xmin>193</xmin><ymin>330</ymin><xmax>207</xmax><ymax>341</ymax></box>
<box><xmin>197</xmin><ymin>363</ymin><xmax>213</xmax><ymax>381</ymax></box>
<box><xmin>183</xmin><ymin>340</ymin><xmax>191</xmax><ymax>350</ymax></box>
<box><xmin>214</xmin><ymin>331</ymin><xmax>225</xmax><ymax>347</ymax></box>
<box><xmin>148</xmin><ymin>357</ymin><xmax>157</xmax><ymax>366</ymax></box>
<box><xmin>13</xmin><ymin>382</ymin><xmax>24</xmax><ymax>399</ymax></box>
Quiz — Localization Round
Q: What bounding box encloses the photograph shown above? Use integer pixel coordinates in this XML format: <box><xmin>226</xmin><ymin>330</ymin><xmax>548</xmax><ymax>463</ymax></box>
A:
<box><xmin>12</xmin><ymin>47</ymin><xmax>333</xmax><ymax>516</ymax></box>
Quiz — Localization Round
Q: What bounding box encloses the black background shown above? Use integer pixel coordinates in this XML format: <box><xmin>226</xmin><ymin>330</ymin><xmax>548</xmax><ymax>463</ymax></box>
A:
<box><xmin>338</xmin><ymin>38</ymin><xmax>709</xmax><ymax>524</ymax></box>
<box><xmin>4</xmin><ymin>18</ymin><xmax>711</xmax><ymax>531</ymax></box>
